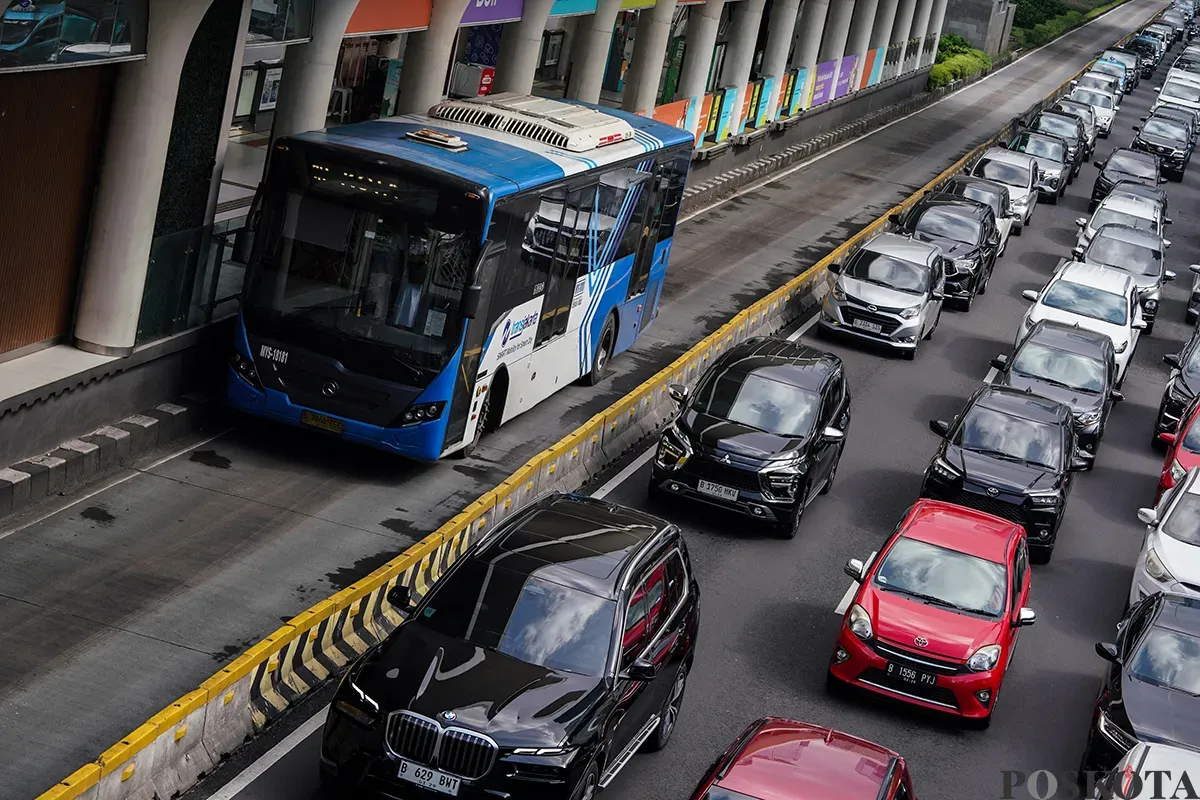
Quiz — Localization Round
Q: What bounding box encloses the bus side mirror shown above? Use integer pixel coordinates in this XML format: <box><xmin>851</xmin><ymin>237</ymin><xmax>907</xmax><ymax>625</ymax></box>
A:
<box><xmin>460</xmin><ymin>284</ymin><xmax>482</xmax><ymax>319</ymax></box>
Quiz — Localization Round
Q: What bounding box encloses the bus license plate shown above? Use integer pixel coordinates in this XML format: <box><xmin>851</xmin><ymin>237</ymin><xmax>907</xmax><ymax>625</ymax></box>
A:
<box><xmin>300</xmin><ymin>410</ymin><xmax>344</xmax><ymax>435</ymax></box>
<box><xmin>697</xmin><ymin>479</ymin><xmax>739</xmax><ymax>501</ymax></box>
<box><xmin>397</xmin><ymin>758</ymin><xmax>461</xmax><ymax>795</ymax></box>
<box><xmin>852</xmin><ymin>318</ymin><xmax>884</xmax><ymax>334</ymax></box>
<box><xmin>886</xmin><ymin>661</ymin><xmax>938</xmax><ymax>688</ymax></box>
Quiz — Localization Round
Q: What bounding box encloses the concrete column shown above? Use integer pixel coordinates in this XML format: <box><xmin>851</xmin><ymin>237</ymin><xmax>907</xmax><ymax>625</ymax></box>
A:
<box><xmin>379</xmin><ymin>34</ymin><xmax>403</xmax><ymax>60</ymax></box>
<box><xmin>923</xmin><ymin>0</ymin><xmax>950</xmax><ymax>66</ymax></box>
<box><xmin>760</xmin><ymin>0</ymin><xmax>803</xmax><ymax>121</ymax></box>
<box><xmin>269</xmin><ymin>0</ymin><xmax>360</xmax><ymax>141</ymax></box>
<box><xmin>203</xmin><ymin>0</ymin><xmax>254</xmax><ymax>227</ymax></box>
<box><xmin>890</xmin><ymin>0</ymin><xmax>918</xmax><ymax>53</ymax></box>
<box><xmin>622</xmin><ymin>0</ymin><xmax>682</xmax><ymax>114</ymax></box>
<box><xmin>397</xmin><ymin>0</ymin><xmax>473</xmax><ymax>114</ymax></box>
<box><xmin>74</xmin><ymin>0</ymin><xmax>215</xmax><ymax>355</ymax></box>
<box><xmin>819</xmin><ymin>0</ymin><xmax>855</xmax><ymax>61</ymax></box>
<box><xmin>869</xmin><ymin>0</ymin><xmax>900</xmax><ymax>50</ymax></box>
<box><xmin>846</xmin><ymin>0</ymin><xmax>881</xmax><ymax>63</ymax></box>
<box><xmin>906</xmin><ymin>0</ymin><xmax>935</xmax><ymax>69</ymax></box>
<box><xmin>496</xmin><ymin>0</ymin><xmax>557</xmax><ymax>94</ymax></box>
<box><xmin>566</xmin><ymin>0</ymin><xmax>623</xmax><ymax>103</ymax></box>
<box><xmin>718</xmin><ymin>0</ymin><xmax>767</xmax><ymax>133</ymax></box>
<box><xmin>676</xmin><ymin>0</ymin><xmax>726</xmax><ymax>139</ymax></box>
<box><xmin>791</xmin><ymin>0</ymin><xmax>830</xmax><ymax>106</ymax></box>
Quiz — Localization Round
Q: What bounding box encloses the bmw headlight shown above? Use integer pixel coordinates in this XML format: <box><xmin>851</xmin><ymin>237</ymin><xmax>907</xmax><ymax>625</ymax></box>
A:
<box><xmin>967</xmin><ymin>644</ymin><xmax>1002</xmax><ymax>672</ymax></box>
<box><xmin>334</xmin><ymin>680</ymin><xmax>380</xmax><ymax>728</ymax></box>
<box><xmin>900</xmin><ymin>305</ymin><xmax>921</xmax><ymax>319</ymax></box>
<box><xmin>1146</xmin><ymin>547</ymin><xmax>1175</xmax><ymax>582</ymax></box>
<box><xmin>1029</xmin><ymin>492</ymin><xmax>1060</xmax><ymax>506</ymax></box>
<box><xmin>1171</xmin><ymin>458</ymin><xmax>1187</xmax><ymax>482</ymax></box>
<box><xmin>930</xmin><ymin>455</ymin><xmax>961</xmax><ymax>480</ymax></box>
<box><xmin>847</xmin><ymin>603</ymin><xmax>873</xmax><ymax>640</ymax></box>
<box><xmin>512</xmin><ymin>746</ymin><xmax>576</xmax><ymax>756</ymax></box>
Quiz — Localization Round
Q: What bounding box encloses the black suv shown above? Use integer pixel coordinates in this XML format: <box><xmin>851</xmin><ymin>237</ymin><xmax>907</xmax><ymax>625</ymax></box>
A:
<box><xmin>990</xmin><ymin>320</ymin><xmax>1122</xmax><ymax>458</ymax></box>
<box><xmin>320</xmin><ymin>493</ymin><xmax>701</xmax><ymax>799</ymax></box>
<box><xmin>921</xmin><ymin>384</ymin><xmax>1090</xmax><ymax>563</ymax></box>
<box><xmin>1027</xmin><ymin>111</ymin><xmax>1087</xmax><ymax>177</ymax></box>
<box><xmin>650</xmin><ymin>336</ymin><xmax>850</xmax><ymax>538</ymax></box>
<box><xmin>1132</xmin><ymin>113</ymin><xmax>1193</xmax><ymax>179</ymax></box>
<box><xmin>1090</xmin><ymin>148</ymin><xmax>1164</xmax><ymax>210</ymax></box>
<box><xmin>1155</xmin><ymin>325</ymin><xmax>1200</xmax><ymax>446</ymax></box>
<box><xmin>1082</xmin><ymin>593</ymin><xmax>1200</xmax><ymax>775</ymax></box>
<box><xmin>891</xmin><ymin>195</ymin><xmax>1000</xmax><ymax>307</ymax></box>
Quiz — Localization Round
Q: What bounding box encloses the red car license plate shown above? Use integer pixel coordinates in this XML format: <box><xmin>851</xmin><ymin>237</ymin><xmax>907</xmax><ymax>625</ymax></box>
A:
<box><xmin>886</xmin><ymin>661</ymin><xmax>938</xmax><ymax>687</ymax></box>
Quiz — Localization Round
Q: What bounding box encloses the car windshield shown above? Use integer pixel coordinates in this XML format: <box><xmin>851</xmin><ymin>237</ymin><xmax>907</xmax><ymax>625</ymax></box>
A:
<box><xmin>952</xmin><ymin>184</ymin><xmax>1002</xmax><ymax>216</ymax></box>
<box><xmin>1093</xmin><ymin>62</ymin><xmax>1124</xmax><ymax>78</ymax></box>
<box><xmin>954</xmin><ymin>404</ymin><xmax>1063</xmax><ymax>469</ymax></box>
<box><xmin>1162</xmin><ymin>79</ymin><xmax>1200</xmax><ymax>102</ymax></box>
<box><xmin>691</xmin><ymin>366</ymin><xmax>821</xmax><ymax>437</ymax></box>
<box><xmin>1041</xmin><ymin>279</ymin><xmax>1129</xmax><ymax>325</ymax></box>
<box><xmin>1086</xmin><ymin>232</ymin><xmax>1161</xmax><ymax>275</ymax></box>
<box><xmin>1091</xmin><ymin>207</ymin><xmax>1155</xmax><ymax>233</ymax></box>
<box><xmin>844</xmin><ymin>249</ymin><xmax>931</xmax><ymax>294</ymax></box>
<box><xmin>418</xmin><ymin>561</ymin><xmax>616</xmax><ymax>676</ymax></box>
<box><xmin>1057</xmin><ymin>103</ymin><xmax>1095</xmax><ymax>125</ymax></box>
<box><xmin>1011</xmin><ymin>341</ymin><xmax>1106</xmax><ymax>392</ymax></box>
<box><xmin>1144</xmin><ymin>117</ymin><xmax>1190</xmax><ymax>139</ymax></box>
<box><xmin>1182</xmin><ymin>416</ymin><xmax>1200</xmax><ymax>453</ymax></box>
<box><xmin>1109</xmin><ymin>151</ymin><xmax>1158</xmax><ymax>177</ymax></box>
<box><xmin>1019</xmin><ymin>135</ymin><xmax>1065</xmax><ymax>162</ymax></box>
<box><xmin>1175</xmin><ymin>58</ymin><xmax>1200</xmax><ymax>72</ymax></box>
<box><xmin>914</xmin><ymin>207</ymin><xmax>981</xmax><ymax>244</ymax></box>
<box><xmin>1080</xmin><ymin>75</ymin><xmax>1116</xmax><ymax>92</ymax></box>
<box><xmin>873</xmin><ymin>537</ymin><xmax>1007</xmax><ymax>617</ymax></box>
<box><xmin>974</xmin><ymin>157</ymin><xmax>1030</xmax><ymax>187</ymax></box>
<box><xmin>1163</xmin><ymin>494</ymin><xmax>1200</xmax><ymax>545</ymax></box>
<box><xmin>1035</xmin><ymin>115</ymin><xmax>1079</xmax><ymax>140</ymax></box>
<box><xmin>1129</xmin><ymin>627</ymin><xmax>1200</xmax><ymax>696</ymax></box>
<box><xmin>1073</xmin><ymin>89</ymin><xmax>1114</xmax><ymax>108</ymax></box>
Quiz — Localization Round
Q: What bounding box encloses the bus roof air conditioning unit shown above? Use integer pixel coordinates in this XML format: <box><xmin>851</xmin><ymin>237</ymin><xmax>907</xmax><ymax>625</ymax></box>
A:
<box><xmin>428</xmin><ymin>93</ymin><xmax>635</xmax><ymax>152</ymax></box>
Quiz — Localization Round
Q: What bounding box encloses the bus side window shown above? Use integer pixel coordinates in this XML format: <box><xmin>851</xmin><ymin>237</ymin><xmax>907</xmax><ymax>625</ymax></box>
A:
<box><xmin>657</xmin><ymin>151</ymin><xmax>690</xmax><ymax>241</ymax></box>
<box><xmin>489</xmin><ymin>194</ymin><xmax>545</xmax><ymax>309</ymax></box>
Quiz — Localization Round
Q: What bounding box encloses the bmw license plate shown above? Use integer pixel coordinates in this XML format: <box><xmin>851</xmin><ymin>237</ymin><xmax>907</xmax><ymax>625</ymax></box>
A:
<box><xmin>397</xmin><ymin>758</ymin><xmax>461</xmax><ymax>796</ymax></box>
<box><xmin>851</xmin><ymin>318</ymin><xmax>884</xmax><ymax>334</ymax></box>
<box><xmin>300</xmin><ymin>410</ymin><xmax>344</xmax><ymax>435</ymax></box>
<box><xmin>886</xmin><ymin>661</ymin><xmax>938</xmax><ymax>688</ymax></box>
<box><xmin>697</xmin><ymin>479</ymin><xmax>739</xmax><ymax>501</ymax></box>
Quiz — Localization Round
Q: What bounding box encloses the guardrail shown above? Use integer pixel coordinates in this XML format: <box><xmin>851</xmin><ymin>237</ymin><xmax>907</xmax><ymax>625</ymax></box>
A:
<box><xmin>35</xmin><ymin>11</ymin><xmax>1162</xmax><ymax>800</ymax></box>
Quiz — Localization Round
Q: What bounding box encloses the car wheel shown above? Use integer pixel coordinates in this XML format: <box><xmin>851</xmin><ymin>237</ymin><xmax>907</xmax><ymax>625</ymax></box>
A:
<box><xmin>924</xmin><ymin>308</ymin><xmax>941</xmax><ymax>340</ymax></box>
<box><xmin>1047</xmin><ymin>190</ymin><xmax>1059</xmax><ymax>205</ymax></box>
<box><xmin>570</xmin><ymin>760</ymin><xmax>600</xmax><ymax>800</ymax></box>
<box><xmin>1030</xmin><ymin>543</ymin><xmax>1053</xmax><ymax>565</ymax></box>
<box><xmin>776</xmin><ymin>497</ymin><xmax>805</xmax><ymax>539</ymax></box>
<box><xmin>453</xmin><ymin>388</ymin><xmax>490</xmax><ymax>459</ymax></box>
<box><xmin>821</xmin><ymin>444</ymin><xmax>844</xmax><ymax>495</ymax></box>
<box><xmin>1145</xmin><ymin>320</ymin><xmax>1155</xmax><ymax>336</ymax></box>
<box><xmin>643</xmin><ymin>664</ymin><xmax>689</xmax><ymax>753</ymax></box>
<box><xmin>1012</xmin><ymin>223</ymin><xmax>1023</xmax><ymax>237</ymax></box>
<box><xmin>978</xmin><ymin>269</ymin><xmax>990</xmax><ymax>296</ymax></box>
<box><xmin>585</xmin><ymin>315</ymin><xmax>616</xmax><ymax>386</ymax></box>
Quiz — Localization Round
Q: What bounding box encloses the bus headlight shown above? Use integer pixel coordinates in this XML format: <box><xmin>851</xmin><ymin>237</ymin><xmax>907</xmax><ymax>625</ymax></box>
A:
<box><xmin>395</xmin><ymin>402</ymin><xmax>446</xmax><ymax>426</ymax></box>
<box><xmin>230</xmin><ymin>352</ymin><xmax>262</xmax><ymax>389</ymax></box>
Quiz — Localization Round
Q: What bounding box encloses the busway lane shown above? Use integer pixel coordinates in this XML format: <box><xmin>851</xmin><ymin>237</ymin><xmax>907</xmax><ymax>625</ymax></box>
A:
<box><xmin>9</xmin><ymin>4</ymin><xmax>1169</xmax><ymax>799</ymax></box>
<box><xmin>182</xmin><ymin>28</ymin><xmax>1193</xmax><ymax>800</ymax></box>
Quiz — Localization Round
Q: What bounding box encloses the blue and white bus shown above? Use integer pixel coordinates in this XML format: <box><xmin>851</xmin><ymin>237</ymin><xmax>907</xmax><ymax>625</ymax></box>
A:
<box><xmin>228</xmin><ymin>93</ymin><xmax>694</xmax><ymax>460</ymax></box>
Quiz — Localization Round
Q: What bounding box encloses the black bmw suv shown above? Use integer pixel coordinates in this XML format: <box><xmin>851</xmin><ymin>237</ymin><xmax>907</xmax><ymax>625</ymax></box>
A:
<box><xmin>320</xmin><ymin>493</ymin><xmax>700</xmax><ymax>799</ymax></box>
<box><xmin>649</xmin><ymin>336</ymin><xmax>850</xmax><ymax>538</ymax></box>
<box><xmin>921</xmin><ymin>384</ymin><xmax>1090</xmax><ymax>564</ymax></box>
<box><xmin>1082</xmin><ymin>592</ymin><xmax>1200</xmax><ymax>775</ymax></box>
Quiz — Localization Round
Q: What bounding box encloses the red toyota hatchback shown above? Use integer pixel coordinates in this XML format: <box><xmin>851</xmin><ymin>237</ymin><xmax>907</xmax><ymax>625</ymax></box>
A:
<box><xmin>1156</xmin><ymin>396</ymin><xmax>1200</xmax><ymax>503</ymax></box>
<box><xmin>687</xmin><ymin>717</ymin><xmax>919</xmax><ymax>800</ymax></box>
<box><xmin>828</xmin><ymin>499</ymin><xmax>1037</xmax><ymax>727</ymax></box>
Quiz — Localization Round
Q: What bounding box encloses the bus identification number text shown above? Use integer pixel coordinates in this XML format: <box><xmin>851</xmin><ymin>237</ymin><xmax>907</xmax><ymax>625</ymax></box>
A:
<box><xmin>259</xmin><ymin>345</ymin><xmax>289</xmax><ymax>364</ymax></box>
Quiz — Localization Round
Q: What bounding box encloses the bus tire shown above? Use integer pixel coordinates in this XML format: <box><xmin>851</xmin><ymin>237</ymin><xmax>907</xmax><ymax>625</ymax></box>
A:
<box><xmin>585</xmin><ymin>315</ymin><xmax>617</xmax><ymax>386</ymax></box>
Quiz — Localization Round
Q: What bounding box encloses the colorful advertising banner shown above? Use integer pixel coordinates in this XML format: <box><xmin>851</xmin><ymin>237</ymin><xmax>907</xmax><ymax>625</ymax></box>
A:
<box><xmin>858</xmin><ymin>48</ymin><xmax>876</xmax><ymax>90</ymax></box>
<box><xmin>833</xmin><ymin>54</ymin><xmax>858</xmax><ymax>99</ymax></box>
<box><xmin>811</xmin><ymin>60</ymin><xmax>837</xmax><ymax>106</ymax></box>
<box><xmin>789</xmin><ymin>67</ymin><xmax>808</xmax><ymax>115</ymax></box>
<box><xmin>462</xmin><ymin>0</ymin><xmax>524</xmax><ymax>25</ymax></box>
<box><xmin>650</xmin><ymin>98</ymin><xmax>691</xmax><ymax>130</ymax></box>
<box><xmin>714</xmin><ymin>85</ymin><xmax>737</xmax><ymax>142</ymax></box>
<box><xmin>550</xmin><ymin>0</ymin><xmax>597</xmax><ymax>14</ymax></box>
<box><xmin>689</xmin><ymin>93</ymin><xmax>713</xmax><ymax>142</ymax></box>
<box><xmin>756</xmin><ymin>75</ymin><xmax>775</xmax><ymax>127</ymax></box>
<box><xmin>620</xmin><ymin>0</ymin><xmax>657</xmax><ymax>8</ymax></box>
<box><xmin>348</xmin><ymin>0</ymin><xmax>433</xmax><ymax>34</ymax></box>
<box><xmin>869</xmin><ymin>46</ymin><xmax>886</xmax><ymax>86</ymax></box>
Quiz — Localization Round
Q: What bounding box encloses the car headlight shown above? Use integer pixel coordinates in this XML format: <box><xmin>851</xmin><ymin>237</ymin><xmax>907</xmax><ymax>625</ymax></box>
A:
<box><xmin>954</xmin><ymin>257</ymin><xmax>978</xmax><ymax>272</ymax></box>
<box><xmin>832</xmin><ymin>284</ymin><xmax>847</xmax><ymax>301</ymax></box>
<box><xmin>1171</xmin><ymin>458</ymin><xmax>1188</xmax><ymax>481</ymax></box>
<box><xmin>512</xmin><ymin>746</ymin><xmax>576</xmax><ymax>756</ymax></box>
<box><xmin>334</xmin><ymin>681</ymin><xmax>380</xmax><ymax>728</ymax></box>
<box><xmin>1146</xmin><ymin>547</ymin><xmax>1175</xmax><ymax>582</ymax></box>
<box><xmin>847</xmin><ymin>603</ymin><xmax>873</xmax><ymax>640</ymax></box>
<box><xmin>930</xmin><ymin>455</ymin><xmax>961</xmax><ymax>480</ymax></box>
<box><xmin>1029</xmin><ymin>492</ymin><xmax>1060</xmax><ymax>506</ymax></box>
<box><xmin>657</xmin><ymin>423</ymin><xmax>692</xmax><ymax>466</ymax></box>
<box><xmin>1115</xmin><ymin>339</ymin><xmax>1129</xmax><ymax>354</ymax></box>
<box><xmin>1143</xmin><ymin>297</ymin><xmax>1160</xmax><ymax>312</ymax></box>
<box><xmin>967</xmin><ymin>644</ymin><xmax>1002</xmax><ymax>672</ymax></box>
<box><xmin>1098</xmin><ymin>711</ymin><xmax>1140</xmax><ymax>750</ymax></box>
<box><xmin>1076</xmin><ymin>408</ymin><xmax>1102</xmax><ymax>425</ymax></box>
<box><xmin>1169</xmin><ymin>379</ymin><xmax>1193</xmax><ymax>404</ymax></box>
<box><xmin>899</xmin><ymin>305</ymin><xmax>921</xmax><ymax>318</ymax></box>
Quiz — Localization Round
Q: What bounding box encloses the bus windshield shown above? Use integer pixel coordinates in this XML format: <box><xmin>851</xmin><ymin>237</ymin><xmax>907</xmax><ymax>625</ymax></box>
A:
<box><xmin>245</xmin><ymin>150</ymin><xmax>483</xmax><ymax>379</ymax></box>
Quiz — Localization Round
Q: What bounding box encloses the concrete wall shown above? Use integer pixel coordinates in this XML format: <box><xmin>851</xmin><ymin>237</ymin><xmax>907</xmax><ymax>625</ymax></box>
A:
<box><xmin>944</xmin><ymin>0</ymin><xmax>1013</xmax><ymax>55</ymax></box>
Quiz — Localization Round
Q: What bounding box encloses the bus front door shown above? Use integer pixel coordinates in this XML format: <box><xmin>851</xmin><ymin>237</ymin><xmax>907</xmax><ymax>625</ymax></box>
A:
<box><xmin>623</xmin><ymin>172</ymin><xmax>667</xmax><ymax>347</ymax></box>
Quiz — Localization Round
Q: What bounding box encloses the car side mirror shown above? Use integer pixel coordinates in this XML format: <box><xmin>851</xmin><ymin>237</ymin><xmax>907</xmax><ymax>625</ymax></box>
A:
<box><xmin>1159</xmin><ymin>431</ymin><xmax>1178</xmax><ymax>445</ymax></box>
<box><xmin>1111</xmin><ymin>389</ymin><xmax>1124</xmax><ymax>401</ymax></box>
<box><xmin>624</xmin><ymin>657</ymin><xmax>660</xmax><ymax>682</ymax></box>
<box><xmin>1167</xmin><ymin>238</ymin><xmax>1174</xmax><ymax>248</ymax></box>
<box><xmin>931</xmin><ymin>290</ymin><xmax>945</xmax><ymax>300</ymax></box>
<box><xmin>1022</xmin><ymin>289</ymin><xmax>1040</xmax><ymax>302</ymax></box>
<box><xmin>1071</xmin><ymin>79</ymin><xmax>1079</xmax><ymax>86</ymax></box>
<box><xmin>844</xmin><ymin>558</ymin><xmax>867</xmax><ymax>581</ymax></box>
<box><xmin>991</xmin><ymin>353</ymin><xmax>1009</xmax><ymax>371</ymax></box>
<box><xmin>1165</xmin><ymin>353</ymin><xmax>1183</xmax><ymax>369</ymax></box>
<box><xmin>889</xmin><ymin>213</ymin><xmax>903</xmax><ymax>226</ymax></box>
<box><xmin>1094</xmin><ymin>160</ymin><xmax>1104</xmax><ymax>168</ymax></box>
<box><xmin>1134</xmin><ymin>124</ymin><xmax>1142</xmax><ymax>131</ymax></box>
<box><xmin>1096</xmin><ymin>641</ymin><xmax>1121</xmax><ymax>663</ymax></box>
<box><xmin>1138</xmin><ymin>506</ymin><xmax>1159</xmax><ymax>525</ymax></box>
<box><xmin>1191</xmin><ymin>264</ymin><xmax>1200</xmax><ymax>274</ymax></box>
<box><xmin>823</xmin><ymin>426</ymin><xmax>845</xmax><ymax>442</ymax></box>
<box><xmin>929</xmin><ymin>419</ymin><xmax>951</xmax><ymax>437</ymax></box>
<box><xmin>668</xmin><ymin>383</ymin><xmax>690</xmax><ymax>404</ymax></box>
<box><xmin>1075</xmin><ymin>217</ymin><xmax>1089</xmax><ymax>228</ymax></box>
<box><xmin>1016</xmin><ymin>608</ymin><xmax>1037</xmax><ymax>627</ymax></box>
<box><xmin>1070</xmin><ymin>453</ymin><xmax>1093</xmax><ymax>471</ymax></box>
<box><xmin>1166</xmin><ymin>217</ymin><xmax>1174</xmax><ymax>225</ymax></box>
<box><xmin>386</xmin><ymin>584</ymin><xmax>414</xmax><ymax>610</ymax></box>
<box><xmin>1167</xmin><ymin>270</ymin><xmax>1177</xmax><ymax>281</ymax></box>
<box><xmin>1160</xmin><ymin>175</ymin><xmax>1170</xmax><ymax>183</ymax></box>
<box><xmin>1072</xmin><ymin>245</ymin><xmax>1085</xmax><ymax>259</ymax></box>
<box><xmin>828</xmin><ymin>260</ymin><xmax>842</xmax><ymax>274</ymax></box>
<box><xmin>1134</xmin><ymin>320</ymin><xmax>1148</xmax><ymax>330</ymax></box>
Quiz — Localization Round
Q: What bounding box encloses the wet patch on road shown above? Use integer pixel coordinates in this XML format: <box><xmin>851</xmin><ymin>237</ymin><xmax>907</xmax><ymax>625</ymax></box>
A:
<box><xmin>213</xmin><ymin>639</ymin><xmax>258</xmax><ymax>663</ymax></box>
<box><xmin>324</xmin><ymin>548</ymin><xmax>410</xmax><ymax>592</ymax></box>
<box><xmin>190</xmin><ymin>450</ymin><xmax>232</xmax><ymax>469</ymax></box>
<box><xmin>80</xmin><ymin>506</ymin><xmax>115</xmax><ymax>525</ymax></box>
<box><xmin>379</xmin><ymin>517</ymin><xmax>422</xmax><ymax>538</ymax></box>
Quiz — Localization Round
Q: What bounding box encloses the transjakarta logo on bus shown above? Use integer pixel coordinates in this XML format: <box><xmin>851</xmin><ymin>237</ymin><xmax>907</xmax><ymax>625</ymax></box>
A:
<box><xmin>502</xmin><ymin>313</ymin><xmax>538</xmax><ymax>346</ymax></box>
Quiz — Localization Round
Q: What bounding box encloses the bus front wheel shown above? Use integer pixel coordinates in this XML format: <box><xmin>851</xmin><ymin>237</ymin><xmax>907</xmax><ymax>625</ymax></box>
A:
<box><xmin>585</xmin><ymin>316</ymin><xmax>616</xmax><ymax>386</ymax></box>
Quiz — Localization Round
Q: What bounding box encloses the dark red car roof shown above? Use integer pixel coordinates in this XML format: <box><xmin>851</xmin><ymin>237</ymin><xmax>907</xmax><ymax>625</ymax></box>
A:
<box><xmin>717</xmin><ymin>718</ymin><xmax>898</xmax><ymax>800</ymax></box>
<box><xmin>901</xmin><ymin>499</ymin><xmax>1020</xmax><ymax>564</ymax></box>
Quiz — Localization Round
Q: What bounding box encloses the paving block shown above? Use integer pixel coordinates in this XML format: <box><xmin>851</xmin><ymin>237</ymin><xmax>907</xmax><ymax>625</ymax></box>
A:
<box><xmin>49</xmin><ymin>447</ymin><xmax>85</xmax><ymax>486</ymax></box>
<box><xmin>60</xmin><ymin>439</ymin><xmax>100</xmax><ymax>481</ymax></box>
<box><xmin>149</xmin><ymin>402</ymin><xmax>189</xmax><ymax>441</ymax></box>
<box><xmin>118</xmin><ymin>414</ymin><xmax>161</xmax><ymax>454</ymax></box>
<box><xmin>0</xmin><ymin>468</ymin><xmax>30</xmax><ymax>515</ymax></box>
<box><xmin>93</xmin><ymin>425</ymin><xmax>132</xmax><ymax>462</ymax></box>
<box><xmin>24</xmin><ymin>454</ymin><xmax>66</xmax><ymax>495</ymax></box>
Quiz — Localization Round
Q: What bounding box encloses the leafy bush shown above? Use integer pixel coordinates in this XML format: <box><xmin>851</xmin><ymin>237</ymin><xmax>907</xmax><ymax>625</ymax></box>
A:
<box><xmin>1010</xmin><ymin>8</ymin><xmax>1084</xmax><ymax>48</ymax></box>
<box><xmin>936</xmin><ymin>34</ymin><xmax>975</xmax><ymax>62</ymax></box>
<box><xmin>1013</xmin><ymin>0</ymin><xmax>1068</xmax><ymax>28</ymax></box>
<box><xmin>928</xmin><ymin>46</ymin><xmax>994</xmax><ymax>88</ymax></box>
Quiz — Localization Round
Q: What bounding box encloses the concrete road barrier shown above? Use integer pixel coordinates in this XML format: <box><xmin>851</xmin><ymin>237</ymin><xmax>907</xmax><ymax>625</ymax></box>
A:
<box><xmin>34</xmin><ymin>15</ymin><xmax>1159</xmax><ymax>800</ymax></box>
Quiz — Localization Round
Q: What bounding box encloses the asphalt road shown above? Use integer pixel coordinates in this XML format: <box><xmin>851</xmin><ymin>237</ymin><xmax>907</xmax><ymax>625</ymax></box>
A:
<box><xmin>181</xmin><ymin>19</ymin><xmax>1193</xmax><ymax>800</ymax></box>
<box><xmin>1</xmin><ymin>3</ymin><xmax>1169</xmax><ymax>798</ymax></box>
